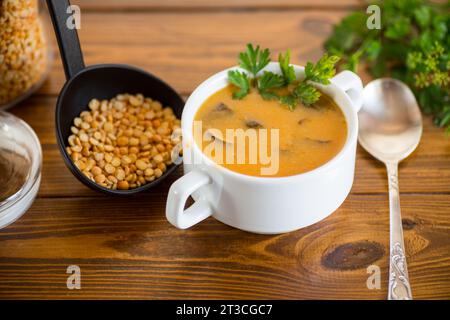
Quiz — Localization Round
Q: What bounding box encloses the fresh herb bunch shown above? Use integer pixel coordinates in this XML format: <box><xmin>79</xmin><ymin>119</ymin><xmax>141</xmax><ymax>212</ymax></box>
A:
<box><xmin>324</xmin><ymin>0</ymin><xmax>450</xmax><ymax>132</ymax></box>
<box><xmin>228</xmin><ymin>44</ymin><xmax>340</xmax><ymax>109</ymax></box>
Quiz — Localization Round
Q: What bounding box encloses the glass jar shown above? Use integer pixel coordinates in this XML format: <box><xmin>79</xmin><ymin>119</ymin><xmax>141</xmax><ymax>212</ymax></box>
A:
<box><xmin>0</xmin><ymin>0</ymin><xmax>52</xmax><ymax>109</ymax></box>
<box><xmin>0</xmin><ymin>111</ymin><xmax>42</xmax><ymax>229</ymax></box>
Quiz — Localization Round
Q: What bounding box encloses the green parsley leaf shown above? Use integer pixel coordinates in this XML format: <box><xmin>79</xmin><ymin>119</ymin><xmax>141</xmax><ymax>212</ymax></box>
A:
<box><xmin>257</xmin><ymin>71</ymin><xmax>284</xmax><ymax>100</ymax></box>
<box><xmin>414</xmin><ymin>6</ymin><xmax>432</xmax><ymax>28</ymax></box>
<box><xmin>364</xmin><ymin>40</ymin><xmax>382</xmax><ymax>61</ymax></box>
<box><xmin>294</xmin><ymin>82</ymin><xmax>321</xmax><ymax>106</ymax></box>
<box><xmin>385</xmin><ymin>17</ymin><xmax>411</xmax><ymax>39</ymax></box>
<box><xmin>238</xmin><ymin>44</ymin><xmax>271</xmax><ymax>77</ymax></box>
<box><xmin>260</xmin><ymin>91</ymin><xmax>280</xmax><ymax>101</ymax></box>
<box><xmin>279</xmin><ymin>95</ymin><xmax>298</xmax><ymax>110</ymax></box>
<box><xmin>228</xmin><ymin>70</ymin><xmax>250</xmax><ymax>99</ymax></box>
<box><xmin>278</xmin><ymin>49</ymin><xmax>296</xmax><ymax>85</ymax></box>
<box><xmin>324</xmin><ymin>12</ymin><xmax>368</xmax><ymax>53</ymax></box>
<box><xmin>304</xmin><ymin>54</ymin><xmax>340</xmax><ymax>85</ymax></box>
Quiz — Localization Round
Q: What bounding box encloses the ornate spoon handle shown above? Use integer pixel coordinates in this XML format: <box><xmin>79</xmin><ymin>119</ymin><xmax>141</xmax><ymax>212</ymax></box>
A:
<box><xmin>386</xmin><ymin>162</ymin><xmax>413</xmax><ymax>300</ymax></box>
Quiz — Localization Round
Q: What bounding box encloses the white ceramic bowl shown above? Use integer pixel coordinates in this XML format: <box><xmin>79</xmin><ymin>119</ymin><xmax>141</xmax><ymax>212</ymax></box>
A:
<box><xmin>166</xmin><ymin>63</ymin><xmax>363</xmax><ymax>234</ymax></box>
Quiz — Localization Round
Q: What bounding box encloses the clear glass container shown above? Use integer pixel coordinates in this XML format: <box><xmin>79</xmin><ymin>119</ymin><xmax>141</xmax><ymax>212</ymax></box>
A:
<box><xmin>0</xmin><ymin>111</ymin><xmax>42</xmax><ymax>229</ymax></box>
<box><xmin>0</xmin><ymin>0</ymin><xmax>53</xmax><ymax>109</ymax></box>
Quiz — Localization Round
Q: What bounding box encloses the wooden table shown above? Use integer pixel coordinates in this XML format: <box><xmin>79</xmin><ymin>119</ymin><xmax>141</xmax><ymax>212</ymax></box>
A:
<box><xmin>1</xmin><ymin>0</ymin><xmax>449</xmax><ymax>299</ymax></box>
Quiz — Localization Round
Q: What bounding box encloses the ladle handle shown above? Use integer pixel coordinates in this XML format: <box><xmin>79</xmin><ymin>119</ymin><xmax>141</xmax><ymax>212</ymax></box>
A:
<box><xmin>386</xmin><ymin>162</ymin><xmax>413</xmax><ymax>300</ymax></box>
<box><xmin>46</xmin><ymin>0</ymin><xmax>85</xmax><ymax>79</ymax></box>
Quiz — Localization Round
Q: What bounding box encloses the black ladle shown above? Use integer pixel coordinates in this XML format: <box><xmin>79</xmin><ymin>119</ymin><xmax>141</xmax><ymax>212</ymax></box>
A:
<box><xmin>46</xmin><ymin>0</ymin><xmax>184</xmax><ymax>195</ymax></box>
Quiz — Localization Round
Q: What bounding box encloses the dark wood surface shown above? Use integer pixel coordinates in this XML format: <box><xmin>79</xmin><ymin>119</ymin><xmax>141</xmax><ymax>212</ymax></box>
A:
<box><xmin>1</xmin><ymin>0</ymin><xmax>449</xmax><ymax>299</ymax></box>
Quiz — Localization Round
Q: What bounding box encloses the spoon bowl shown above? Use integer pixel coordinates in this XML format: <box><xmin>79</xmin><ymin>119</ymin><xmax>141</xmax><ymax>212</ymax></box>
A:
<box><xmin>358</xmin><ymin>78</ymin><xmax>422</xmax><ymax>162</ymax></box>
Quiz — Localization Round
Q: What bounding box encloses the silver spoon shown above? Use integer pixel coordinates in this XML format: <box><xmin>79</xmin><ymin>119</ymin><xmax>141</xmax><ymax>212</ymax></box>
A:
<box><xmin>358</xmin><ymin>78</ymin><xmax>422</xmax><ymax>300</ymax></box>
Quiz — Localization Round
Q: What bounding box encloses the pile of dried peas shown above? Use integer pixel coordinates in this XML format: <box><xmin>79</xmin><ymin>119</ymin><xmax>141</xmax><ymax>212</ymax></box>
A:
<box><xmin>66</xmin><ymin>94</ymin><xmax>181</xmax><ymax>190</ymax></box>
<box><xmin>0</xmin><ymin>0</ymin><xmax>48</xmax><ymax>106</ymax></box>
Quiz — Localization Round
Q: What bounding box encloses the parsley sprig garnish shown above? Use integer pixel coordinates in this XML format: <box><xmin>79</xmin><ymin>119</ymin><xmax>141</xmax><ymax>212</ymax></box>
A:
<box><xmin>324</xmin><ymin>0</ymin><xmax>449</xmax><ymax>132</ymax></box>
<box><xmin>304</xmin><ymin>54</ymin><xmax>340</xmax><ymax>85</ymax></box>
<box><xmin>278</xmin><ymin>49</ymin><xmax>296</xmax><ymax>85</ymax></box>
<box><xmin>228</xmin><ymin>70</ymin><xmax>250</xmax><ymax>99</ymax></box>
<box><xmin>257</xmin><ymin>71</ymin><xmax>284</xmax><ymax>100</ymax></box>
<box><xmin>238</xmin><ymin>44</ymin><xmax>271</xmax><ymax>78</ymax></box>
<box><xmin>227</xmin><ymin>43</ymin><xmax>340</xmax><ymax>109</ymax></box>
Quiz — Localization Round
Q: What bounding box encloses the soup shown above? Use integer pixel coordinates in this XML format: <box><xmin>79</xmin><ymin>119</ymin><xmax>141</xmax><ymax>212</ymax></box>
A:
<box><xmin>194</xmin><ymin>85</ymin><xmax>347</xmax><ymax>177</ymax></box>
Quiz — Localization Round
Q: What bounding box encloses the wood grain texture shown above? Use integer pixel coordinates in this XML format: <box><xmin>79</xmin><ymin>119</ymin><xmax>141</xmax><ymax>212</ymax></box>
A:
<box><xmin>72</xmin><ymin>0</ymin><xmax>363</xmax><ymax>10</ymax></box>
<box><xmin>39</xmin><ymin>10</ymin><xmax>351</xmax><ymax>96</ymax></box>
<box><xmin>1</xmin><ymin>2</ymin><xmax>449</xmax><ymax>300</ymax></box>
<box><xmin>0</xmin><ymin>194</ymin><xmax>449</xmax><ymax>299</ymax></box>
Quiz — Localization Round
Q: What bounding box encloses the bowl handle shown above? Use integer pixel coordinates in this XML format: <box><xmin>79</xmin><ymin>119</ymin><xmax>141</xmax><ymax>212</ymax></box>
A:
<box><xmin>166</xmin><ymin>170</ymin><xmax>213</xmax><ymax>229</ymax></box>
<box><xmin>331</xmin><ymin>71</ymin><xmax>363</xmax><ymax>112</ymax></box>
